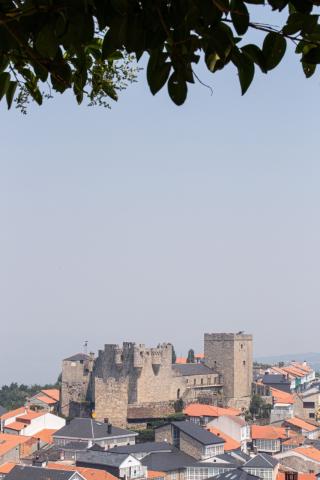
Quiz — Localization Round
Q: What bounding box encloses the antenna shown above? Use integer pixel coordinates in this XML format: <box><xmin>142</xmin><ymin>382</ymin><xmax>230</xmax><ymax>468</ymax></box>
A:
<box><xmin>83</xmin><ymin>340</ymin><xmax>88</xmax><ymax>354</ymax></box>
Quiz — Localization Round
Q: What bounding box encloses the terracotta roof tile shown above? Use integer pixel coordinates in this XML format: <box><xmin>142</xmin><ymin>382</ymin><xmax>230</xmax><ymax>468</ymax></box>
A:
<box><xmin>33</xmin><ymin>429</ymin><xmax>58</xmax><ymax>444</ymax></box>
<box><xmin>0</xmin><ymin>433</ymin><xmax>33</xmax><ymax>456</ymax></box>
<box><xmin>148</xmin><ymin>471</ymin><xmax>166</xmax><ymax>479</ymax></box>
<box><xmin>207</xmin><ymin>427</ymin><xmax>241</xmax><ymax>451</ymax></box>
<box><xmin>41</xmin><ymin>389</ymin><xmax>60</xmax><ymax>402</ymax></box>
<box><xmin>184</xmin><ymin>403</ymin><xmax>241</xmax><ymax>418</ymax></box>
<box><xmin>175</xmin><ymin>357</ymin><xmax>187</xmax><ymax>364</ymax></box>
<box><xmin>277</xmin><ymin>472</ymin><xmax>316</xmax><ymax>480</ymax></box>
<box><xmin>251</xmin><ymin>425</ymin><xmax>287</xmax><ymax>440</ymax></box>
<box><xmin>0</xmin><ymin>462</ymin><xmax>17</xmax><ymax>474</ymax></box>
<box><xmin>36</xmin><ymin>395</ymin><xmax>57</xmax><ymax>405</ymax></box>
<box><xmin>271</xmin><ymin>388</ymin><xmax>294</xmax><ymax>405</ymax></box>
<box><xmin>294</xmin><ymin>447</ymin><xmax>320</xmax><ymax>462</ymax></box>
<box><xmin>0</xmin><ymin>407</ymin><xmax>26</xmax><ymax>421</ymax></box>
<box><xmin>47</xmin><ymin>462</ymin><xmax>118</xmax><ymax>480</ymax></box>
<box><xmin>284</xmin><ymin>417</ymin><xmax>318</xmax><ymax>432</ymax></box>
<box><xmin>5</xmin><ymin>421</ymin><xmax>26</xmax><ymax>431</ymax></box>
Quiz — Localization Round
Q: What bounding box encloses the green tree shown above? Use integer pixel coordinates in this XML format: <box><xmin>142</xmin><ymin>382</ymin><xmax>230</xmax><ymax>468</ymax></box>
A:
<box><xmin>187</xmin><ymin>349</ymin><xmax>195</xmax><ymax>363</ymax></box>
<box><xmin>0</xmin><ymin>0</ymin><xmax>319</xmax><ymax>110</ymax></box>
<box><xmin>172</xmin><ymin>346</ymin><xmax>177</xmax><ymax>364</ymax></box>
<box><xmin>249</xmin><ymin>394</ymin><xmax>272</xmax><ymax>419</ymax></box>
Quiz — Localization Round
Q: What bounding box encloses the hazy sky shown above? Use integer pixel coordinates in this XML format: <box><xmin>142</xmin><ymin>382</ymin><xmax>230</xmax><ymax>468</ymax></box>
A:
<box><xmin>1</xmin><ymin>34</ymin><xmax>320</xmax><ymax>385</ymax></box>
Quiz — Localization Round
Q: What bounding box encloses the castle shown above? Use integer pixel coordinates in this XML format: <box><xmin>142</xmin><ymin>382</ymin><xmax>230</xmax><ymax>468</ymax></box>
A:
<box><xmin>61</xmin><ymin>332</ymin><xmax>253</xmax><ymax>427</ymax></box>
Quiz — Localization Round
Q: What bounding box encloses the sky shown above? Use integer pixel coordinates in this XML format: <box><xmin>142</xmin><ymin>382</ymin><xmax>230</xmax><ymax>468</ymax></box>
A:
<box><xmin>1</xmin><ymin>25</ymin><xmax>320</xmax><ymax>385</ymax></box>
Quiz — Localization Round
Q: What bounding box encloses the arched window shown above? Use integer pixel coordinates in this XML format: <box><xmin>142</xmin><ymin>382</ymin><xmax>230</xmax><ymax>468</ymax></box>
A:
<box><xmin>177</xmin><ymin>389</ymin><xmax>180</xmax><ymax>399</ymax></box>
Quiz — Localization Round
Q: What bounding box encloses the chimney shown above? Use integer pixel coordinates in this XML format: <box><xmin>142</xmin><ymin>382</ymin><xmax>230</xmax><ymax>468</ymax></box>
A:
<box><xmin>107</xmin><ymin>423</ymin><xmax>112</xmax><ymax>434</ymax></box>
<box><xmin>104</xmin><ymin>418</ymin><xmax>109</xmax><ymax>424</ymax></box>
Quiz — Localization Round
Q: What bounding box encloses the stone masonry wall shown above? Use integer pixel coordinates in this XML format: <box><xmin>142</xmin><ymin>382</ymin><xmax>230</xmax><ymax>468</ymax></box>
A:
<box><xmin>204</xmin><ymin>333</ymin><xmax>252</xmax><ymax>408</ymax></box>
<box><xmin>94</xmin><ymin>376</ymin><xmax>129</xmax><ymax>428</ymax></box>
<box><xmin>155</xmin><ymin>424</ymin><xmax>173</xmax><ymax>444</ymax></box>
<box><xmin>179</xmin><ymin>432</ymin><xmax>203</xmax><ymax>460</ymax></box>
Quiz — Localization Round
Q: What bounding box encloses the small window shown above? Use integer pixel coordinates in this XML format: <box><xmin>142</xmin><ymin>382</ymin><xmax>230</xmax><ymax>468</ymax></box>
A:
<box><xmin>201</xmin><ymin>378</ymin><xmax>204</xmax><ymax>385</ymax></box>
<box><xmin>240</xmin><ymin>344</ymin><xmax>243</xmax><ymax>349</ymax></box>
<box><xmin>243</xmin><ymin>360</ymin><xmax>246</xmax><ymax>366</ymax></box>
<box><xmin>177</xmin><ymin>389</ymin><xmax>181</xmax><ymax>399</ymax></box>
<box><xmin>309</xmin><ymin>413</ymin><xmax>315</xmax><ymax>419</ymax></box>
<box><xmin>194</xmin><ymin>379</ymin><xmax>196</xmax><ymax>385</ymax></box>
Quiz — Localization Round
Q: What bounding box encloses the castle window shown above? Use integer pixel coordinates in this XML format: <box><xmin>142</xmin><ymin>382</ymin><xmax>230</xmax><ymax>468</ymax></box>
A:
<box><xmin>201</xmin><ymin>378</ymin><xmax>204</xmax><ymax>385</ymax></box>
<box><xmin>194</xmin><ymin>379</ymin><xmax>196</xmax><ymax>385</ymax></box>
<box><xmin>243</xmin><ymin>360</ymin><xmax>246</xmax><ymax>366</ymax></box>
<box><xmin>177</xmin><ymin>389</ymin><xmax>181</xmax><ymax>399</ymax></box>
<box><xmin>240</xmin><ymin>344</ymin><xmax>243</xmax><ymax>349</ymax></box>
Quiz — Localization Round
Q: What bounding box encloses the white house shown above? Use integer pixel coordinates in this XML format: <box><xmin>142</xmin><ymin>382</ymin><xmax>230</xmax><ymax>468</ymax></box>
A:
<box><xmin>207</xmin><ymin>415</ymin><xmax>251</xmax><ymax>452</ymax></box>
<box><xmin>3</xmin><ymin>410</ymin><xmax>65</xmax><ymax>437</ymax></box>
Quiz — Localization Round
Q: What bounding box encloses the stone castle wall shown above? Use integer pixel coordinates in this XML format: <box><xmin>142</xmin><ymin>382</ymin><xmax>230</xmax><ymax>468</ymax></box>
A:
<box><xmin>61</xmin><ymin>356</ymin><xmax>94</xmax><ymax>418</ymax></box>
<box><xmin>93</xmin><ymin>342</ymin><xmax>186</xmax><ymax>426</ymax></box>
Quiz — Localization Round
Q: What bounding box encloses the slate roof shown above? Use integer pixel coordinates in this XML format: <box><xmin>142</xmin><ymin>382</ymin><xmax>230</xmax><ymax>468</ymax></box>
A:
<box><xmin>54</xmin><ymin>418</ymin><xmax>137</xmax><ymax>440</ymax></box>
<box><xmin>215</xmin><ymin>454</ymin><xmax>244</xmax><ymax>466</ymax></box>
<box><xmin>142</xmin><ymin>451</ymin><xmax>196</xmax><ymax>472</ymax></box>
<box><xmin>172</xmin><ymin>364</ymin><xmax>215</xmax><ymax>376</ymax></box>
<box><xmin>64</xmin><ymin>353</ymin><xmax>91</xmax><ymax>362</ymax></box>
<box><xmin>243</xmin><ymin>453</ymin><xmax>278</xmax><ymax>469</ymax></box>
<box><xmin>262</xmin><ymin>375</ymin><xmax>290</xmax><ymax>385</ymax></box>
<box><xmin>5</xmin><ymin>465</ymin><xmax>80</xmax><ymax>480</ymax></box>
<box><xmin>77</xmin><ymin>451</ymin><xmax>132</xmax><ymax>468</ymax></box>
<box><xmin>108</xmin><ymin>441</ymin><xmax>173</xmax><ymax>455</ymax></box>
<box><xmin>169</xmin><ymin>421</ymin><xmax>225</xmax><ymax>445</ymax></box>
<box><xmin>210</xmin><ymin>468</ymin><xmax>259</xmax><ymax>480</ymax></box>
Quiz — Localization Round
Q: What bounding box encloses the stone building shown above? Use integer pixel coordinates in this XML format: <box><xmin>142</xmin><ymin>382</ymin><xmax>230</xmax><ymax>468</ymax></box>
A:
<box><xmin>204</xmin><ymin>332</ymin><xmax>253</xmax><ymax>409</ymax></box>
<box><xmin>61</xmin><ymin>332</ymin><xmax>253</xmax><ymax>427</ymax></box>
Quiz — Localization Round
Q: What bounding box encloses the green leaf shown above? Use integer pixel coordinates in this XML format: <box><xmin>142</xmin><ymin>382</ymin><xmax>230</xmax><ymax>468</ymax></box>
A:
<box><xmin>302</xmin><ymin>62</ymin><xmax>316</xmax><ymax>77</ymax></box>
<box><xmin>232</xmin><ymin>50</ymin><xmax>255</xmax><ymax>94</ymax></box>
<box><xmin>262</xmin><ymin>32</ymin><xmax>286</xmax><ymax>70</ymax></box>
<box><xmin>302</xmin><ymin>46</ymin><xmax>320</xmax><ymax>64</ymax></box>
<box><xmin>0</xmin><ymin>72</ymin><xmax>10</xmax><ymax>100</ymax></box>
<box><xmin>0</xmin><ymin>54</ymin><xmax>9</xmax><ymax>73</ymax></box>
<box><xmin>231</xmin><ymin>0</ymin><xmax>250</xmax><ymax>35</ymax></box>
<box><xmin>6</xmin><ymin>81</ymin><xmax>17</xmax><ymax>109</ymax></box>
<box><xmin>35</xmin><ymin>25</ymin><xmax>58</xmax><ymax>60</ymax></box>
<box><xmin>147</xmin><ymin>50</ymin><xmax>171</xmax><ymax>95</ymax></box>
<box><xmin>148</xmin><ymin>62</ymin><xmax>171</xmax><ymax>95</ymax></box>
<box><xmin>167</xmin><ymin>72</ymin><xmax>187</xmax><ymax>105</ymax></box>
<box><xmin>241</xmin><ymin>44</ymin><xmax>267</xmax><ymax>72</ymax></box>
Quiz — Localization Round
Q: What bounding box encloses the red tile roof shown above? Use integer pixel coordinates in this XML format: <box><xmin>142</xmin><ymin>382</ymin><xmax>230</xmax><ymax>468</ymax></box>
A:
<box><xmin>284</xmin><ymin>417</ymin><xmax>318</xmax><ymax>432</ymax></box>
<box><xmin>5</xmin><ymin>421</ymin><xmax>26</xmax><ymax>431</ymax></box>
<box><xmin>0</xmin><ymin>433</ymin><xmax>32</xmax><ymax>456</ymax></box>
<box><xmin>41</xmin><ymin>389</ymin><xmax>60</xmax><ymax>402</ymax></box>
<box><xmin>36</xmin><ymin>395</ymin><xmax>57</xmax><ymax>405</ymax></box>
<box><xmin>251</xmin><ymin>425</ymin><xmax>288</xmax><ymax>440</ymax></box>
<box><xmin>47</xmin><ymin>463</ymin><xmax>118</xmax><ymax>480</ymax></box>
<box><xmin>33</xmin><ymin>429</ymin><xmax>57</xmax><ymax>445</ymax></box>
<box><xmin>184</xmin><ymin>403</ymin><xmax>241</xmax><ymax>417</ymax></box>
<box><xmin>294</xmin><ymin>447</ymin><xmax>320</xmax><ymax>462</ymax></box>
<box><xmin>0</xmin><ymin>462</ymin><xmax>17</xmax><ymax>474</ymax></box>
<box><xmin>0</xmin><ymin>407</ymin><xmax>26</xmax><ymax>421</ymax></box>
<box><xmin>271</xmin><ymin>388</ymin><xmax>294</xmax><ymax>405</ymax></box>
<box><xmin>277</xmin><ymin>472</ymin><xmax>316</xmax><ymax>480</ymax></box>
<box><xmin>148</xmin><ymin>471</ymin><xmax>166</xmax><ymax>479</ymax></box>
<box><xmin>207</xmin><ymin>427</ymin><xmax>241</xmax><ymax>451</ymax></box>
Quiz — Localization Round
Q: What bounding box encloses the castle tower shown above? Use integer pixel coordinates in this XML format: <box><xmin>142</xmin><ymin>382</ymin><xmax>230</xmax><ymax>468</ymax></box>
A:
<box><xmin>61</xmin><ymin>352</ymin><xmax>94</xmax><ymax>418</ymax></box>
<box><xmin>204</xmin><ymin>332</ymin><xmax>253</xmax><ymax>409</ymax></box>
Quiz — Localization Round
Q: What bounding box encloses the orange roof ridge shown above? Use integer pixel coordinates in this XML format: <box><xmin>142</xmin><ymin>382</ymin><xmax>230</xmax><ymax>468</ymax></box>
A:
<box><xmin>207</xmin><ymin>426</ymin><xmax>241</xmax><ymax>451</ymax></box>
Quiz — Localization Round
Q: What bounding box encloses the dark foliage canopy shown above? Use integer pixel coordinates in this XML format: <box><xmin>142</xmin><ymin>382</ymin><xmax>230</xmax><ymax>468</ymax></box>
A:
<box><xmin>0</xmin><ymin>0</ymin><xmax>319</xmax><ymax>110</ymax></box>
